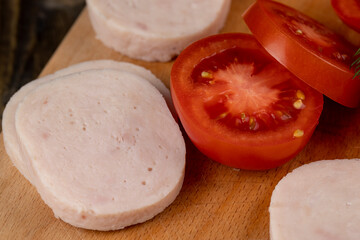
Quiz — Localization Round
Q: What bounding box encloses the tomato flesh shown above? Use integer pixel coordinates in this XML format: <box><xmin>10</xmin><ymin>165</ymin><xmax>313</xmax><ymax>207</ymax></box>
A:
<box><xmin>331</xmin><ymin>0</ymin><xmax>360</xmax><ymax>33</ymax></box>
<box><xmin>171</xmin><ymin>33</ymin><xmax>323</xmax><ymax>170</ymax></box>
<box><xmin>192</xmin><ymin>47</ymin><xmax>303</xmax><ymax>132</ymax></box>
<box><xmin>243</xmin><ymin>0</ymin><xmax>360</xmax><ymax>108</ymax></box>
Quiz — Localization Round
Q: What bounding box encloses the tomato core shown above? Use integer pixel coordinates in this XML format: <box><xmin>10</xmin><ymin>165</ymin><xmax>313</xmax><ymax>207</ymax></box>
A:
<box><xmin>191</xmin><ymin>47</ymin><xmax>304</xmax><ymax>132</ymax></box>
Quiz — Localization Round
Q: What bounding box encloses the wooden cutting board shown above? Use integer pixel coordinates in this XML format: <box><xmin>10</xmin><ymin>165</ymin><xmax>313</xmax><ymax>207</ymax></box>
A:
<box><xmin>1</xmin><ymin>1</ymin><xmax>360</xmax><ymax>239</ymax></box>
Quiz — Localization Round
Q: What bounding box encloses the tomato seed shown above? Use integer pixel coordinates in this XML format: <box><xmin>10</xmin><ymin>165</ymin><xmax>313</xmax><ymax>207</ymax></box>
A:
<box><xmin>280</xmin><ymin>112</ymin><xmax>292</xmax><ymax>121</ymax></box>
<box><xmin>333</xmin><ymin>52</ymin><xmax>342</xmax><ymax>60</ymax></box>
<box><xmin>293</xmin><ymin>129</ymin><xmax>304</xmax><ymax>138</ymax></box>
<box><xmin>249</xmin><ymin>116</ymin><xmax>258</xmax><ymax>130</ymax></box>
<box><xmin>293</xmin><ymin>99</ymin><xmax>304</xmax><ymax>109</ymax></box>
<box><xmin>240</xmin><ymin>113</ymin><xmax>246</xmax><ymax>121</ymax></box>
<box><xmin>296</xmin><ymin>90</ymin><xmax>305</xmax><ymax>100</ymax></box>
<box><xmin>201</xmin><ymin>71</ymin><xmax>213</xmax><ymax>79</ymax></box>
<box><xmin>216</xmin><ymin>112</ymin><xmax>229</xmax><ymax>120</ymax></box>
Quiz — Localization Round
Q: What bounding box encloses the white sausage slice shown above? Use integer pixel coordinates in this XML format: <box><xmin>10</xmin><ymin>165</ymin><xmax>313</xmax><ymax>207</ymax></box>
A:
<box><xmin>270</xmin><ymin>159</ymin><xmax>360</xmax><ymax>240</ymax></box>
<box><xmin>86</xmin><ymin>0</ymin><xmax>231</xmax><ymax>61</ymax></box>
<box><xmin>2</xmin><ymin>60</ymin><xmax>174</xmax><ymax>184</ymax></box>
<box><xmin>14</xmin><ymin>69</ymin><xmax>185</xmax><ymax>230</ymax></box>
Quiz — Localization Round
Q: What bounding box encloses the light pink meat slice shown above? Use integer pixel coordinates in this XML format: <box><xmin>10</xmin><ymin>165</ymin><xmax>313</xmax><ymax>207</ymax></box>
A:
<box><xmin>86</xmin><ymin>0</ymin><xmax>232</xmax><ymax>61</ymax></box>
<box><xmin>2</xmin><ymin>60</ymin><xmax>174</xmax><ymax>184</ymax></box>
<box><xmin>270</xmin><ymin>159</ymin><xmax>360</xmax><ymax>240</ymax></box>
<box><xmin>15</xmin><ymin>69</ymin><xmax>185</xmax><ymax>230</ymax></box>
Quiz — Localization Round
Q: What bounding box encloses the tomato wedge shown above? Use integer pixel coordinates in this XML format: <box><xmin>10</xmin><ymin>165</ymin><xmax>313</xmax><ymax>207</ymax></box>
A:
<box><xmin>170</xmin><ymin>33</ymin><xmax>323</xmax><ymax>170</ymax></box>
<box><xmin>243</xmin><ymin>0</ymin><xmax>359</xmax><ymax>108</ymax></box>
<box><xmin>331</xmin><ymin>0</ymin><xmax>360</xmax><ymax>33</ymax></box>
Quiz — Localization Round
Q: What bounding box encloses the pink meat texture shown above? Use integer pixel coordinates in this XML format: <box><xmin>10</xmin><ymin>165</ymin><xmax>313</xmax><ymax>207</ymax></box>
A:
<box><xmin>3</xmin><ymin>64</ymin><xmax>185</xmax><ymax>230</ymax></box>
<box><xmin>2</xmin><ymin>60</ymin><xmax>175</xmax><ymax>184</ymax></box>
<box><xmin>270</xmin><ymin>159</ymin><xmax>360</xmax><ymax>240</ymax></box>
<box><xmin>87</xmin><ymin>0</ymin><xmax>232</xmax><ymax>61</ymax></box>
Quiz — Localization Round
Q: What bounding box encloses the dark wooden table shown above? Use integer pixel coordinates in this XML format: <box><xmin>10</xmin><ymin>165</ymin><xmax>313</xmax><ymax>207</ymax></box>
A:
<box><xmin>0</xmin><ymin>0</ymin><xmax>85</xmax><ymax>128</ymax></box>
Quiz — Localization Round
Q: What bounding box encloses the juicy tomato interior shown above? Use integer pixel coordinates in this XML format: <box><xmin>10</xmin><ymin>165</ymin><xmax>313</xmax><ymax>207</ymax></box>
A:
<box><xmin>243</xmin><ymin>0</ymin><xmax>360</xmax><ymax>108</ymax></box>
<box><xmin>269</xmin><ymin>2</ymin><xmax>356</xmax><ymax>68</ymax></box>
<box><xmin>191</xmin><ymin>47</ymin><xmax>305</xmax><ymax>132</ymax></box>
<box><xmin>171</xmin><ymin>33</ymin><xmax>323</xmax><ymax>170</ymax></box>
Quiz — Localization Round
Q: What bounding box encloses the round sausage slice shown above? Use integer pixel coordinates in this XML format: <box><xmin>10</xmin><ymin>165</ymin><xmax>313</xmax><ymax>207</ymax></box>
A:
<box><xmin>3</xmin><ymin>60</ymin><xmax>174</xmax><ymax>184</ymax></box>
<box><xmin>270</xmin><ymin>159</ymin><xmax>360</xmax><ymax>240</ymax></box>
<box><xmin>15</xmin><ymin>69</ymin><xmax>185</xmax><ymax>230</ymax></box>
<box><xmin>86</xmin><ymin>0</ymin><xmax>231</xmax><ymax>61</ymax></box>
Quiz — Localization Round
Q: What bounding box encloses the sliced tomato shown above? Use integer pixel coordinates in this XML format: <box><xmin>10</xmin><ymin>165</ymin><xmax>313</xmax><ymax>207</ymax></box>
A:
<box><xmin>332</xmin><ymin>0</ymin><xmax>360</xmax><ymax>33</ymax></box>
<box><xmin>170</xmin><ymin>33</ymin><xmax>323</xmax><ymax>170</ymax></box>
<box><xmin>243</xmin><ymin>0</ymin><xmax>360</xmax><ymax>108</ymax></box>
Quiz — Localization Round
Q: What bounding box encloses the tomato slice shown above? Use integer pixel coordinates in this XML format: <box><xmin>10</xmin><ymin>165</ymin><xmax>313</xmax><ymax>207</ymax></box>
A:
<box><xmin>331</xmin><ymin>0</ymin><xmax>360</xmax><ymax>33</ymax></box>
<box><xmin>170</xmin><ymin>33</ymin><xmax>323</xmax><ymax>170</ymax></box>
<box><xmin>243</xmin><ymin>0</ymin><xmax>360</xmax><ymax>108</ymax></box>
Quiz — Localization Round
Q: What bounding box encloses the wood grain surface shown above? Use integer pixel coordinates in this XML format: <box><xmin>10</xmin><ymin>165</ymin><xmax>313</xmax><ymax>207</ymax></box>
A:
<box><xmin>1</xmin><ymin>0</ymin><xmax>360</xmax><ymax>239</ymax></box>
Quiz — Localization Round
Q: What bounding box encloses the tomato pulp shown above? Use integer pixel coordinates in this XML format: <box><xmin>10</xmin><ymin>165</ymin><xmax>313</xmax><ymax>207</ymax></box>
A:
<box><xmin>171</xmin><ymin>33</ymin><xmax>323</xmax><ymax>170</ymax></box>
<box><xmin>332</xmin><ymin>0</ymin><xmax>360</xmax><ymax>33</ymax></box>
<box><xmin>243</xmin><ymin>0</ymin><xmax>360</xmax><ymax>108</ymax></box>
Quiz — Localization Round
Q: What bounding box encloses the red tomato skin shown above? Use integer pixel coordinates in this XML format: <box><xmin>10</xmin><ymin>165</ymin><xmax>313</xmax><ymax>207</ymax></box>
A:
<box><xmin>171</xmin><ymin>33</ymin><xmax>324</xmax><ymax>170</ymax></box>
<box><xmin>331</xmin><ymin>0</ymin><xmax>360</xmax><ymax>33</ymax></box>
<box><xmin>172</xmin><ymin>94</ymin><xmax>318</xmax><ymax>170</ymax></box>
<box><xmin>243</xmin><ymin>0</ymin><xmax>360</xmax><ymax>108</ymax></box>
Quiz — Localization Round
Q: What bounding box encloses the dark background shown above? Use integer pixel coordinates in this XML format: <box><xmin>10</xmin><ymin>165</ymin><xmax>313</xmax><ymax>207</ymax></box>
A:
<box><xmin>0</xmin><ymin>0</ymin><xmax>85</xmax><ymax>124</ymax></box>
